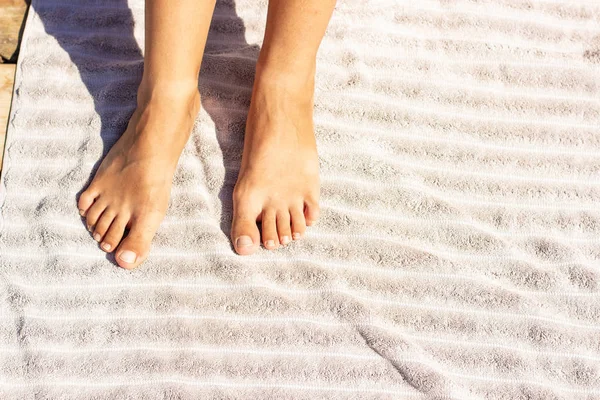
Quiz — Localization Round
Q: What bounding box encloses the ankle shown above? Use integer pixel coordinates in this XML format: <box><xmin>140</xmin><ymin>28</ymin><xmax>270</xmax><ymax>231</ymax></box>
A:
<box><xmin>137</xmin><ymin>79</ymin><xmax>200</xmax><ymax>110</ymax></box>
<box><xmin>127</xmin><ymin>80</ymin><xmax>200</xmax><ymax>154</ymax></box>
<box><xmin>252</xmin><ymin>65</ymin><xmax>316</xmax><ymax>110</ymax></box>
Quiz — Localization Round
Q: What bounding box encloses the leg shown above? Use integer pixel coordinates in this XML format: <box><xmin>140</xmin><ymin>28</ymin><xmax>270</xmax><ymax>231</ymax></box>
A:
<box><xmin>231</xmin><ymin>0</ymin><xmax>336</xmax><ymax>255</ymax></box>
<box><xmin>77</xmin><ymin>0</ymin><xmax>216</xmax><ymax>269</ymax></box>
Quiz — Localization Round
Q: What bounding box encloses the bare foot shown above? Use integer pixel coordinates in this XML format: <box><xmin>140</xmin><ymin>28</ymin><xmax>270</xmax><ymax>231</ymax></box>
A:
<box><xmin>78</xmin><ymin>82</ymin><xmax>200</xmax><ymax>269</ymax></box>
<box><xmin>231</xmin><ymin>66</ymin><xmax>321</xmax><ymax>255</ymax></box>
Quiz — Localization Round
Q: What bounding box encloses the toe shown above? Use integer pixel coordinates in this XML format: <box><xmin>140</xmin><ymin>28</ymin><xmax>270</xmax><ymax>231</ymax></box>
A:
<box><xmin>114</xmin><ymin>212</ymin><xmax>161</xmax><ymax>269</ymax></box>
<box><xmin>261</xmin><ymin>208</ymin><xmax>279</xmax><ymax>250</ymax></box>
<box><xmin>231</xmin><ymin>200</ymin><xmax>260</xmax><ymax>256</ymax></box>
<box><xmin>304</xmin><ymin>198</ymin><xmax>320</xmax><ymax>226</ymax></box>
<box><xmin>100</xmin><ymin>214</ymin><xmax>128</xmax><ymax>253</ymax></box>
<box><xmin>85</xmin><ymin>200</ymin><xmax>107</xmax><ymax>232</ymax></box>
<box><xmin>276</xmin><ymin>211</ymin><xmax>292</xmax><ymax>245</ymax></box>
<box><xmin>290</xmin><ymin>205</ymin><xmax>307</xmax><ymax>240</ymax></box>
<box><xmin>92</xmin><ymin>209</ymin><xmax>116</xmax><ymax>243</ymax></box>
<box><xmin>77</xmin><ymin>187</ymin><xmax>99</xmax><ymax>216</ymax></box>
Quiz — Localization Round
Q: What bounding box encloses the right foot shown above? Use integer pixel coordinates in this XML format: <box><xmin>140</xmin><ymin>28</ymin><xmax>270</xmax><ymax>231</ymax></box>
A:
<box><xmin>77</xmin><ymin>82</ymin><xmax>200</xmax><ymax>269</ymax></box>
<box><xmin>230</xmin><ymin>64</ymin><xmax>321</xmax><ymax>255</ymax></box>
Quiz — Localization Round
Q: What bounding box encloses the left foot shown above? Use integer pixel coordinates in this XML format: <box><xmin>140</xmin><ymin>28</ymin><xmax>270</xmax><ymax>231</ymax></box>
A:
<box><xmin>77</xmin><ymin>81</ymin><xmax>200</xmax><ymax>269</ymax></box>
<box><xmin>231</xmin><ymin>66</ymin><xmax>321</xmax><ymax>255</ymax></box>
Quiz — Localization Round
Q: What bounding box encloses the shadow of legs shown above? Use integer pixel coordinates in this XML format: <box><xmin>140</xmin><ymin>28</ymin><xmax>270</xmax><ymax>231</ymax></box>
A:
<box><xmin>37</xmin><ymin>0</ymin><xmax>142</xmax><ymax>262</ymax></box>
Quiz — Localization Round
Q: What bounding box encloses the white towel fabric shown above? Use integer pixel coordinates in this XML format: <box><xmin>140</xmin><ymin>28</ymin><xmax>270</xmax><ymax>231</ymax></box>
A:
<box><xmin>1</xmin><ymin>0</ymin><xmax>600</xmax><ymax>398</ymax></box>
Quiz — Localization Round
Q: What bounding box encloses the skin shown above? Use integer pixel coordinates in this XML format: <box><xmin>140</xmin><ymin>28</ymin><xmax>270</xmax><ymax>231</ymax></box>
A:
<box><xmin>77</xmin><ymin>0</ymin><xmax>337</xmax><ymax>268</ymax></box>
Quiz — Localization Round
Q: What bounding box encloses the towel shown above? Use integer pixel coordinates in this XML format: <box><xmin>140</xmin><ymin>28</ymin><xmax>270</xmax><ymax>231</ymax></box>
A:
<box><xmin>1</xmin><ymin>0</ymin><xmax>600</xmax><ymax>398</ymax></box>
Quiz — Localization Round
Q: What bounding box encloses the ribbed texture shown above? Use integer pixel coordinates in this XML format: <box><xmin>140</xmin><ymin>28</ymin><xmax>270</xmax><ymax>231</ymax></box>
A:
<box><xmin>1</xmin><ymin>0</ymin><xmax>600</xmax><ymax>398</ymax></box>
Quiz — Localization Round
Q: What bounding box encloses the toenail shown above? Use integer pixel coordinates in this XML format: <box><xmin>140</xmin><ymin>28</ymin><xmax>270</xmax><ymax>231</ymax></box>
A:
<box><xmin>265</xmin><ymin>240</ymin><xmax>275</xmax><ymax>248</ymax></box>
<box><xmin>79</xmin><ymin>209</ymin><xmax>85</xmax><ymax>216</ymax></box>
<box><xmin>93</xmin><ymin>233</ymin><xmax>101</xmax><ymax>242</ymax></box>
<box><xmin>101</xmin><ymin>243</ymin><xmax>112</xmax><ymax>251</ymax></box>
<box><xmin>281</xmin><ymin>236</ymin><xmax>290</xmax><ymax>245</ymax></box>
<box><xmin>236</xmin><ymin>236</ymin><xmax>253</xmax><ymax>248</ymax></box>
<box><xmin>307</xmin><ymin>220</ymin><xmax>316</xmax><ymax>226</ymax></box>
<box><xmin>119</xmin><ymin>250</ymin><xmax>137</xmax><ymax>263</ymax></box>
<box><xmin>293</xmin><ymin>232</ymin><xmax>301</xmax><ymax>240</ymax></box>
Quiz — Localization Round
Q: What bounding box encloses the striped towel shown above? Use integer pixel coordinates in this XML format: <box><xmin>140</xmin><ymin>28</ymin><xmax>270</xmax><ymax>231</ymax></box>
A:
<box><xmin>1</xmin><ymin>0</ymin><xmax>600</xmax><ymax>398</ymax></box>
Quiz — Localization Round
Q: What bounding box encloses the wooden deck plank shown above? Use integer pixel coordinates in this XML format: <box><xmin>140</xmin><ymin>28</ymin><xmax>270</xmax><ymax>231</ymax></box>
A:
<box><xmin>1</xmin><ymin>0</ymin><xmax>29</xmax><ymax>172</ymax></box>
<box><xmin>0</xmin><ymin>0</ymin><xmax>29</xmax><ymax>63</ymax></box>
<box><xmin>0</xmin><ymin>64</ymin><xmax>16</xmax><ymax>171</ymax></box>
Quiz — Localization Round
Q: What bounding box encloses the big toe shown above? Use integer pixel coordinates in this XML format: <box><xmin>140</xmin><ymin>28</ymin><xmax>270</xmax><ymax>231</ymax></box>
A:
<box><xmin>114</xmin><ymin>213</ymin><xmax>161</xmax><ymax>269</ymax></box>
<box><xmin>231</xmin><ymin>208</ymin><xmax>260</xmax><ymax>256</ymax></box>
<box><xmin>304</xmin><ymin>198</ymin><xmax>320</xmax><ymax>226</ymax></box>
